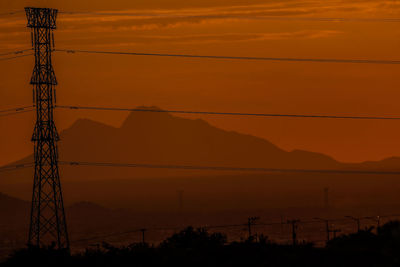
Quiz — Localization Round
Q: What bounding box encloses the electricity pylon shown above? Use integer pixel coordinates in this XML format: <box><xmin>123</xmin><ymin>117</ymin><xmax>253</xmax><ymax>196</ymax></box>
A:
<box><xmin>25</xmin><ymin>7</ymin><xmax>69</xmax><ymax>249</ymax></box>
<box><xmin>247</xmin><ymin>216</ymin><xmax>260</xmax><ymax>241</ymax></box>
<box><xmin>288</xmin><ymin>219</ymin><xmax>300</xmax><ymax>246</ymax></box>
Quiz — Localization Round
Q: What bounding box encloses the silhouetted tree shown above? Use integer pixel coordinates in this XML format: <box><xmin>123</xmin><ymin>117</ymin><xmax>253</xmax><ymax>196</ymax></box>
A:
<box><xmin>4</xmin><ymin>222</ymin><xmax>400</xmax><ymax>267</ymax></box>
<box><xmin>160</xmin><ymin>226</ymin><xmax>226</xmax><ymax>249</ymax></box>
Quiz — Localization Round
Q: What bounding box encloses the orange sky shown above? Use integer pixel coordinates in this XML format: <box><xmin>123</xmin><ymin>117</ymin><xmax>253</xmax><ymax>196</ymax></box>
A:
<box><xmin>1</xmin><ymin>0</ymin><xmax>400</xmax><ymax>166</ymax></box>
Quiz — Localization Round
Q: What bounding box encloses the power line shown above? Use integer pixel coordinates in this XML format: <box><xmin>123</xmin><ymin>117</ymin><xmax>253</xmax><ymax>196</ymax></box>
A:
<box><xmin>202</xmin><ymin>223</ymin><xmax>246</xmax><ymax>230</ymax></box>
<box><xmin>0</xmin><ymin>105</ymin><xmax>34</xmax><ymax>113</ymax></box>
<box><xmin>55</xmin><ymin>49</ymin><xmax>400</xmax><ymax>65</ymax></box>
<box><xmin>0</xmin><ymin>163</ymin><xmax>34</xmax><ymax>173</ymax></box>
<box><xmin>0</xmin><ymin>109</ymin><xmax>34</xmax><ymax>118</ymax></box>
<box><xmin>18</xmin><ymin>104</ymin><xmax>400</xmax><ymax>122</ymax></box>
<box><xmin>0</xmin><ymin>53</ymin><xmax>33</xmax><ymax>61</ymax></box>
<box><xmin>58</xmin><ymin>11</ymin><xmax>400</xmax><ymax>23</ymax></box>
<box><xmin>0</xmin><ymin>10</ymin><xmax>24</xmax><ymax>17</ymax></box>
<box><xmin>70</xmin><ymin>214</ymin><xmax>400</xmax><ymax>244</ymax></box>
<box><xmin>56</xmin><ymin>104</ymin><xmax>400</xmax><ymax>121</ymax></box>
<box><xmin>72</xmin><ymin>229</ymin><xmax>143</xmax><ymax>244</ymax></box>
<box><xmin>0</xmin><ymin>48</ymin><xmax>32</xmax><ymax>57</ymax></box>
<box><xmin>59</xmin><ymin>161</ymin><xmax>400</xmax><ymax>176</ymax></box>
<box><xmin>72</xmin><ymin>223</ymin><xmax>260</xmax><ymax>244</ymax></box>
<box><xmin>241</xmin><ymin>16</ymin><xmax>400</xmax><ymax>23</ymax></box>
<box><xmin>73</xmin><ymin>225</ymin><xmax>184</xmax><ymax>244</ymax></box>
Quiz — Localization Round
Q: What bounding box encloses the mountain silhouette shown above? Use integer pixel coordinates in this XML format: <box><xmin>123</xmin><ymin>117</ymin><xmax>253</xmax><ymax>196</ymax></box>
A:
<box><xmin>3</xmin><ymin>107</ymin><xmax>343</xmax><ymax>181</ymax></box>
<box><xmin>0</xmin><ymin>192</ymin><xmax>141</xmax><ymax>250</ymax></box>
<box><xmin>57</xmin><ymin>106</ymin><xmax>341</xmax><ymax>170</ymax></box>
<box><xmin>1</xmin><ymin>107</ymin><xmax>400</xmax><ymax>211</ymax></box>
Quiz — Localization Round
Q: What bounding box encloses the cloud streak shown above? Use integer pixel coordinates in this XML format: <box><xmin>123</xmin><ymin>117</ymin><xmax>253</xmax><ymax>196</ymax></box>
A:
<box><xmin>66</xmin><ymin>30</ymin><xmax>342</xmax><ymax>47</ymax></box>
<box><xmin>0</xmin><ymin>0</ymin><xmax>397</xmax><ymax>49</ymax></box>
<box><xmin>48</xmin><ymin>1</ymin><xmax>400</xmax><ymax>36</ymax></box>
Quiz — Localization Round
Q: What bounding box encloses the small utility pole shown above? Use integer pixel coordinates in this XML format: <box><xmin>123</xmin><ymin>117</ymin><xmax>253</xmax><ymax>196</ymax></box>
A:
<box><xmin>314</xmin><ymin>217</ymin><xmax>330</xmax><ymax>243</ymax></box>
<box><xmin>323</xmin><ymin>187</ymin><xmax>330</xmax><ymax>209</ymax></box>
<box><xmin>345</xmin><ymin>216</ymin><xmax>361</xmax><ymax>232</ymax></box>
<box><xmin>330</xmin><ymin>227</ymin><xmax>341</xmax><ymax>239</ymax></box>
<box><xmin>247</xmin><ymin>217</ymin><xmax>260</xmax><ymax>241</ymax></box>
<box><xmin>365</xmin><ymin>216</ymin><xmax>381</xmax><ymax>230</ymax></box>
<box><xmin>177</xmin><ymin>190</ymin><xmax>184</xmax><ymax>213</ymax></box>
<box><xmin>140</xmin><ymin>229</ymin><xmax>146</xmax><ymax>244</ymax></box>
<box><xmin>280</xmin><ymin>215</ymin><xmax>285</xmax><ymax>234</ymax></box>
<box><xmin>288</xmin><ymin>219</ymin><xmax>300</xmax><ymax>246</ymax></box>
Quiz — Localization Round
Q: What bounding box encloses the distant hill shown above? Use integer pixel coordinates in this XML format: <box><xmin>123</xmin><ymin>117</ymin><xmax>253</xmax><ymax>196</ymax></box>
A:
<box><xmin>0</xmin><ymin>192</ymin><xmax>134</xmax><ymax>250</ymax></box>
<box><xmin>1</xmin><ymin>108</ymin><xmax>400</xmax><ymax>211</ymax></box>
<box><xmin>0</xmin><ymin>192</ymin><xmax>114</xmax><ymax>225</ymax></box>
<box><xmin>0</xmin><ymin>192</ymin><xmax>29</xmax><ymax>212</ymax></box>
<box><xmin>12</xmin><ymin>106</ymin><xmax>342</xmax><ymax>172</ymax></box>
<box><xmin>5</xmin><ymin>107</ymin><xmax>400</xmax><ymax>177</ymax></box>
<box><xmin>0</xmin><ymin>192</ymin><xmax>29</xmax><ymax>227</ymax></box>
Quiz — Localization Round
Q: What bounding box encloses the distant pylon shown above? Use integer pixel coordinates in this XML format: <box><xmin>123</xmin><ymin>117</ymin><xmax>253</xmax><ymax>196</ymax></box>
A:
<box><xmin>247</xmin><ymin>216</ymin><xmax>260</xmax><ymax>241</ymax></box>
<box><xmin>177</xmin><ymin>190</ymin><xmax>184</xmax><ymax>213</ymax></box>
<box><xmin>288</xmin><ymin>219</ymin><xmax>300</xmax><ymax>246</ymax></box>
<box><xmin>324</xmin><ymin>187</ymin><xmax>329</xmax><ymax>209</ymax></box>
<box><xmin>25</xmin><ymin>7</ymin><xmax>69</xmax><ymax>249</ymax></box>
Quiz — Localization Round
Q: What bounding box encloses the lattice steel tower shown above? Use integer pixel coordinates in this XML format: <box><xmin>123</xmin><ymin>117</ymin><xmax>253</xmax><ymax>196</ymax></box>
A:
<box><xmin>25</xmin><ymin>7</ymin><xmax>69</xmax><ymax>249</ymax></box>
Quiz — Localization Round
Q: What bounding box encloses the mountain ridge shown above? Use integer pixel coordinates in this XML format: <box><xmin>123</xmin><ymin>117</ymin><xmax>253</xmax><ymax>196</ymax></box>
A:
<box><xmin>3</xmin><ymin>107</ymin><xmax>400</xmax><ymax>172</ymax></box>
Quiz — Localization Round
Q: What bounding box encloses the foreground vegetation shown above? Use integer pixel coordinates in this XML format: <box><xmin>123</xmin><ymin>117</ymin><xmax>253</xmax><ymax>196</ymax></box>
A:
<box><xmin>2</xmin><ymin>221</ymin><xmax>400</xmax><ymax>267</ymax></box>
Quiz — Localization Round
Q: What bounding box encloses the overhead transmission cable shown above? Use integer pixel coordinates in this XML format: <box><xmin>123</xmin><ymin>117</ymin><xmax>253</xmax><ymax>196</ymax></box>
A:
<box><xmin>72</xmin><ymin>223</ymin><xmax>259</xmax><ymax>244</ymax></box>
<box><xmin>72</xmin><ymin>229</ymin><xmax>143</xmax><ymax>244</ymax></box>
<box><xmin>55</xmin><ymin>49</ymin><xmax>400</xmax><ymax>65</ymax></box>
<box><xmin>0</xmin><ymin>109</ymin><xmax>34</xmax><ymax>118</ymax></box>
<box><xmin>58</xmin><ymin>11</ymin><xmax>400</xmax><ymax>23</ymax></box>
<box><xmin>72</xmin><ymin>223</ymin><xmax>278</xmax><ymax>243</ymax></box>
<box><xmin>57</xmin><ymin>104</ymin><xmax>400</xmax><ymax>121</ymax></box>
<box><xmin>0</xmin><ymin>106</ymin><xmax>34</xmax><ymax>117</ymax></box>
<box><xmin>0</xmin><ymin>105</ymin><xmax>34</xmax><ymax>113</ymax></box>
<box><xmin>0</xmin><ymin>48</ymin><xmax>32</xmax><ymax>57</ymax></box>
<box><xmin>60</xmin><ymin>161</ymin><xmax>400</xmax><ymax>176</ymax></box>
<box><xmin>0</xmin><ymin>163</ymin><xmax>34</xmax><ymax>173</ymax></box>
<box><xmin>0</xmin><ymin>10</ymin><xmax>24</xmax><ymax>17</ymax></box>
<box><xmin>0</xmin><ymin>53</ymin><xmax>34</xmax><ymax>61</ymax></box>
<box><xmin>71</xmin><ymin>213</ymin><xmax>400</xmax><ymax>244</ymax></box>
